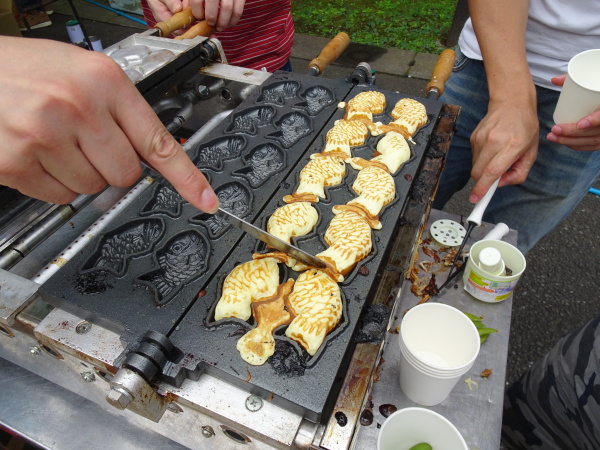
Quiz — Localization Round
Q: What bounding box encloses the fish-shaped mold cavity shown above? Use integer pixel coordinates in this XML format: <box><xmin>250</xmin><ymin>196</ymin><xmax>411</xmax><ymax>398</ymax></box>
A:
<box><xmin>193</xmin><ymin>136</ymin><xmax>247</xmax><ymax>171</ymax></box>
<box><xmin>257</xmin><ymin>81</ymin><xmax>300</xmax><ymax>105</ymax></box>
<box><xmin>141</xmin><ymin>185</ymin><xmax>185</xmax><ymax>218</ymax></box>
<box><xmin>226</xmin><ymin>106</ymin><xmax>276</xmax><ymax>134</ymax></box>
<box><xmin>267</xmin><ymin>112</ymin><xmax>312</xmax><ymax>148</ymax></box>
<box><xmin>190</xmin><ymin>181</ymin><xmax>253</xmax><ymax>238</ymax></box>
<box><xmin>136</xmin><ymin>229</ymin><xmax>210</xmax><ymax>307</ymax></box>
<box><xmin>295</xmin><ymin>85</ymin><xmax>335</xmax><ymax>116</ymax></box>
<box><xmin>81</xmin><ymin>218</ymin><xmax>164</xmax><ymax>275</ymax></box>
<box><xmin>234</xmin><ymin>143</ymin><xmax>286</xmax><ymax>188</ymax></box>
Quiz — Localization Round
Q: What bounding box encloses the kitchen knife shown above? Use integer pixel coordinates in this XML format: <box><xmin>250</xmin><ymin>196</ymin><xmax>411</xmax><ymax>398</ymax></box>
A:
<box><xmin>215</xmin><ymin>207</ymin><xmax>327</xmax><ymax>269</ymax></box>
<box><xmin>444</xmin><ymin>178</ymin><xmax>501</xmax><ymax>282</ymax></box>
<box><xmin>138</xmin><ymin>160</ymin><xmax>325</xmax><ymax>269</ymax></box>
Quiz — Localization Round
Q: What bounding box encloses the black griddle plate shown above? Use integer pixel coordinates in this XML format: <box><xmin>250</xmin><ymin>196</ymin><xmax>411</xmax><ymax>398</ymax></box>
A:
<box><xmin>39</xmin><ymin>71</ymin><xmax>443</xmax><ymax>422</ymax></box>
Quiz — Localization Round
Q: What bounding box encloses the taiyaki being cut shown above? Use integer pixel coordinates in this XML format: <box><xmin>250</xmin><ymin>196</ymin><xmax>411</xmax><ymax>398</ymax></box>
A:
<box><xmin>283</xmin><ymin>155</ymin><xmax>346</xmax><ymax>203</ymax></box>
<box><xmin>390</xmin><ymin>98</ymin><xmax>428</xmax><ymax>137</ymax></box>
<box><xmin>285</xmin><ymin>270</ymin><xmax>342</xmax><ymax>356</ymax></box>
<box><xmin>237</xmin><ymin>279</ymin><xmax>294</xmax><ymax>365</ymax></box>
<box><xmin>346</xmin><ymin>166</ymin><xmax>395</xmax><ymax>219</ymax></box>
<box><xmin>350</xmin><ymin>131</ymin><xmax>410</xmax><ymax>174</ymax></box>
<box><xmin>214</xmin><ymin>257</ymin><xmax>281</xmax><ymax>321</ymax></box>
<box><xmin>267</xmin><ymin>202</ymin><xmax>319</xmax><ymax>243</ymax></box>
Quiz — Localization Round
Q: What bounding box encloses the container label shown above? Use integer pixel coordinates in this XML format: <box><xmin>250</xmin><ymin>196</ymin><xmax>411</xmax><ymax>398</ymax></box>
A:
<box><xmin>465</xmin><ymin>270</ymin><xmax>516</xmax><ymax>302</ymax></box>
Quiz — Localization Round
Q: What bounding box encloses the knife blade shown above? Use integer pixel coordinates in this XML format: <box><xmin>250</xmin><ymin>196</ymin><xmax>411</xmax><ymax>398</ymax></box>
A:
<box><xmin>215</xmin><ymin>207</ymin><xmax>327</xmax><ymax>269</ymax></box>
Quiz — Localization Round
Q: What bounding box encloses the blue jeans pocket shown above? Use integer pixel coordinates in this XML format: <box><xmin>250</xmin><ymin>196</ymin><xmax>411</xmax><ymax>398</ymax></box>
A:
<box><xmin>452</xmin><ymin>46</ymin><xmax>471</xmax><ymax>73</ymax></box>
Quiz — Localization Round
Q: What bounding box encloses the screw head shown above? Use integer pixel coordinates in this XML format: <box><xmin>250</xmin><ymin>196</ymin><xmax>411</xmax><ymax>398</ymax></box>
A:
<box><xmin>245</xmin><ymin>394</ymin><xmax>263</xmax><ymax>412</ymax></box>
<box><xmin>80</xmin><ymin>371</ymin><xmax>95</xmax><ymax>383</ymax></box>
<box><xmin>76</xmin><ymin>321</ymin><xmax>92</xmax><ymax>334</ymax></box>
<box><xmin>29</xmin><ymin>346</ymin><xmax>41</xmax><ymax>356</ymax></box>
<box><xmin>201</xmin><ymin>426</ymin><xmax>215</xmax><ymax>438</ymax></box>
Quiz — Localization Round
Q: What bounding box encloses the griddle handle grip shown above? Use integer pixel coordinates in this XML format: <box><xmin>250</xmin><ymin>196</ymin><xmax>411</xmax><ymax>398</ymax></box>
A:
<box><xmin>174</xmin><ymin>20</ymin><xmax>215</xmax><ymax>40</ymax></box>
<box><xmin>308</xmin><ymin>32</ymin><xmax>350</xmax><ymax>75</ymax></box>
<box><xmin>425</xmin><ymin>49</ymin><xmax>456</xmax><ymax>98</ymax></box>
<box><xmin>154</xmin><ymin>7</ymin><xmax>196</xmax><ymax>37</ymax></box>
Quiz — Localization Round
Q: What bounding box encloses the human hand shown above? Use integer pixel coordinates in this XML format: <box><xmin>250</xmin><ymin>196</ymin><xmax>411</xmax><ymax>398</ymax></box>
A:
<box><xmin>189</xmin><ymin>0</ymin><xmax>246</xmax><ymax>31</ymax></box>
<box><xmin>146</xmin><ymin>0</ymin><xmax>186</xmax><ymax>24</ymax></box>
<box><xmin>547</xmin><ymin>74</ymin><xmax>600</xmax><ymax>152</ymax></box>
<box><xmin>0</xmin><ymin>37</ymin><xmax>218</xmax><ymax>213</ymax></box>
<box><xmin>468</xmin><ymin>96</ymin><xmax>539</xmax><ymax>203</ymax></box>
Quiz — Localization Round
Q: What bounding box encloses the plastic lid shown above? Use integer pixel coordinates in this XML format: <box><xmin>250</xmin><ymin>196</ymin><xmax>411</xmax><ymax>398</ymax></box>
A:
<box><xmin>66</xmin><ymin>19</ymin><xmax>79</xmax><ymax>26</ymax></box>
<box><xmin>430</xmin><ymin>219</ymin><xmax>467</xmax><ymax>246</ymax></box>
<box><xmin>478</xmin><ymin>247</ymin><xmax>505</xmax><ymax>276</ymax></box>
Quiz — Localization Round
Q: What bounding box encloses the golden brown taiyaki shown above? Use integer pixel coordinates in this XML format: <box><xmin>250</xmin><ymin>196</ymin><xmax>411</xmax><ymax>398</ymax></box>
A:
<box><xmin>237</xmin><ymin>279</ymin><xmax>294</xmax><ymax>365</ymax></box>
<box><xmin>349</xmin><ymin>131</ymin><xmax>411</xmax><ymax>174</ymax></box>
<box><xmin>214</xmin><ymin>257</ymin><xmax>280</xmax><ymax>321</ymax></box>
<box><xmin>284</xmin><ymin>155</ymin><xmax>346</xmax><ymax>203</ymax></box>
<box><xmin>390</xmin><ymin>98</ymin><xmax>427</xmax><ymax>136</ymax></box>
<box><xmin>345</xmin><ymin>91</ymin><xmax>387</xmax><ymax>122</ymax></box>
<box><xmin>345</xmin><ymin>166</ymin><xmax>395</xmax><ymax>220</ymax></box>
<box><xmin>321</xmin><ymin>119</ymin><xmax>369</xmax><ymax>158</ymax></box>
<box><xmin>285</xmin><ymin>270</ymin><xmax>342</xmax><ymax>356</ymax></box>
<box><xmin>293</xmin><ymin>210</ymin><xmax>373</xmax><ymax>280</ymax></box>
<box><xmin>267</xmin><ymin>202</ymin><xmax>319</xmax><ymax>243</ymax></box>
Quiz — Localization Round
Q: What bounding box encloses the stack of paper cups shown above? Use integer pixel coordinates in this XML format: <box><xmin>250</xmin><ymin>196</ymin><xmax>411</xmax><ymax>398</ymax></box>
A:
<box><xmin>398</xmin><ymin>303</ymin><xmax>480</xmax><ymax>406</ymax></box>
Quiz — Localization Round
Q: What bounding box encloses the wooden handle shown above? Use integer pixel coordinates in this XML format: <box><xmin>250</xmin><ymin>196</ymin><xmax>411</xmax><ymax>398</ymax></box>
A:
<box><xmin>174</xmin><ymin>20</ymin><xmax>215</xmax><ymax>40</ymax></box>
<box><xmin>308</xmin><ymin>32</ymin><xmax>350</xmax><ymax>75</ymax></box>
<box><xmin>154</xmin><ymin>7</ymin><xmax>196</xmax><ymax>37</ymax></box>
<box><xmin>425</xmin><ymin>49</ymin><xmax>456</xmax><ymax>97</ymax></box>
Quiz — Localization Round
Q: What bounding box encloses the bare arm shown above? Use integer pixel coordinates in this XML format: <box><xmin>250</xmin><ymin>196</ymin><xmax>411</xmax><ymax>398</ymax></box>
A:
<box><xmin>0</xmin><ymin>37</ymin><xmax>218</xmax><ymax>213</ymax></box>
<box><xmin>467</xmin><ymin>0</ymin><xmax>539</xmax><ymax>203</ymax></box>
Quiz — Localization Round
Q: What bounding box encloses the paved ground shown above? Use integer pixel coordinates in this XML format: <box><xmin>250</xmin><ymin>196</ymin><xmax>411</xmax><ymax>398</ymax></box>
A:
<box><xmin>19</xmin><ymin>1</ymin><xmax>600</xmax><ymax>385</ymax></box>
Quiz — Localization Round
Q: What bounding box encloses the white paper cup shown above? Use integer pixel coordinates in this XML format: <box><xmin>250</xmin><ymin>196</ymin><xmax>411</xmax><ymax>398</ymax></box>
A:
<box><xmin>553</xmin><ymin>49</ymin><xmax>600</xmax><ymax>124</ymax></box>
<box><xmin>398</xmin><ymin>303</ymin><xmax>480</xmax><ymax>406</ymax></box>
<box><xmin>377</xmin><ymin>407</ymin><xmax>468</xmax><ymax>450</ymax></box>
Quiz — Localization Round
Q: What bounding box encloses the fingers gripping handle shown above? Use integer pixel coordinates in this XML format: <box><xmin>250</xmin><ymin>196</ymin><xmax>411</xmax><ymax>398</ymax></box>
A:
<box><xmin>174</xmin><ymin>21</ymin><xmax>215</xmax><ymax>40</ymax></box>
<box><xmin>154</xmin><ymin>7</ymin><xmax>196</xmax><ymax>37</ymax></box>
<box><xmin>308</xmin><ymin>32</ymin><xmax>351</xmax><ymax>75</ymax></box>
<box><xmin>467</xmin><ymin>178</ymin><xmax>501</xmax><ymax>227</ymax></box>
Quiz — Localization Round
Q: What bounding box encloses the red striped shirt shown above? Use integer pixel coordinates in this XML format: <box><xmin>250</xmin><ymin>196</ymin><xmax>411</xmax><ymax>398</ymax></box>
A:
<box><xmin>141</xmin><ymin>0</ymin><xmax>294</xmax><ymax>72</ymax></box>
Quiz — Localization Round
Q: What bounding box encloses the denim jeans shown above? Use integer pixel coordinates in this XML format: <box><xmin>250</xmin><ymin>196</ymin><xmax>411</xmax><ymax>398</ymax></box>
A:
<box><xmin>432</xmin><ymin>47</ymin><xmax>600</xmax><ymax>254</ymax></box>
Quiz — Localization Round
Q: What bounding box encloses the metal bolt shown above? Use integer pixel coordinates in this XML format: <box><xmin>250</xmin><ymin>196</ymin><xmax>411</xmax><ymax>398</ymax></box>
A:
<box><xmin>29</xmin><ymin>346</ymin><xmax>41</xmax><ymax>356</ymax></box>
<box><xmin>197</xmin><ymin>85</ymin><xmax>210</xmax><ymax>97</ymax></box>
<box><xmin>201</xmin><ymin>426</ymin><xmax>215</xmax><ymax>438</ymax></box>
<box><xmin>76</xmin><ymin>321</ymin><xmax>92</xmax><ymax>334</ymax></box>
<box><xmin>106</xmin><ymin>387</ymin><xmax>133</xmax><ymax>410</ymax></box>
<box><xmin>80</xmin><ymin>371</ymin><xmax>95</xmax><ymax>383</ymax></box>
<box><xmin>245</xmin><ymin>394</ymin><xmax>263</xmax><ymax>412</ymax></box>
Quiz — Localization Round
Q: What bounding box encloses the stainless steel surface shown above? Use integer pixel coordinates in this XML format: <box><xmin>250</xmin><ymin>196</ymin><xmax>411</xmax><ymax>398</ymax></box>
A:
<box><xmin>352</xmin><ymin>209</ymin><xmax>515</xmax><ymax>449</ymax></box>
<box><xmin>215</xmin><ymin>207</ymin><xmax>327</xmax><ymax>269</ymax></box>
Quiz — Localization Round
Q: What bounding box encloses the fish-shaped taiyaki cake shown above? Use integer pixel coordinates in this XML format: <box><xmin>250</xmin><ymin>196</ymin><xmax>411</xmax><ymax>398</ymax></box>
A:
<box><xmin>214</xmin><ymin>257</ymin><xmax>281</xmax><ymax>321</ymax></box>
<box><xmin>345</xmin><ymin>166</ymin><xmax>395</xmax><ymax>221</ymax></box>
<box><xmin>137</xmin><ymin>230</ymin><xmax>210</xmax><ymax>306</ymax></box>
<box><xmin>237</xmin><ymin>279</ymin><xmax>294</xmax><ymax>365</ymax></box>
<box><xmin>85</xmin><ymin>219</ymin><xmax>164</xmax><ymax>274</ymax></box>
<box><xmin>285</xmin><ymin>270</ymin><xmax>342</xmax><ymax>356</ymax></box>
<box><xmin>283</xmin><ymin>155</ymin><xmax>346</xmax><ymax>203</ymax></box>
<box><xmin>345</xmin><ymin>91</ymin><xmax>386</xmax><ymax>122</ymax></box>
<box><xmin>267</xmin><ymin>202</ymin><xmax>319</xmax><ymax>243</ymax></box>
<box><xmin>321</xmin><ymin>119</ymin><xmax>369</xmax><ymax>159</ymax></box>
<box><xmin>304</xmin><ymin>210</ymin><xmax>373</xmax><ymax>279</ymax></box>
<box><xmin>390</xmin><ymin>98</ymin><xmax>427</xmax><ymax>137</ymax></box>
<box><xmin>349</xmin><ymin>131</ymin><xmax>411</xmax><ymax>174</ymax></box>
